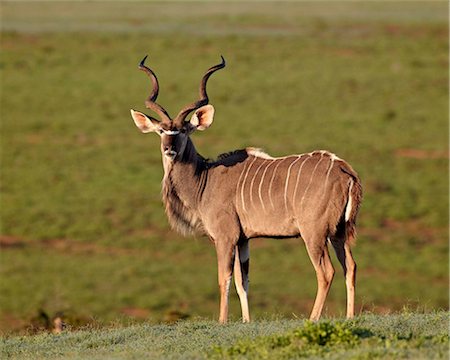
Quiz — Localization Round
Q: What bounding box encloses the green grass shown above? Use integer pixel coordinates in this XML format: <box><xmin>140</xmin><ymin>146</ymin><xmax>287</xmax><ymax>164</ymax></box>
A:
<box><xmin>1</xmin><ymin>311</ymin><xmax>448</xmax><ymax>359</ymax></box>
<box><xmin>1</xmin><ymin>1</ymin><xmax>448</xmax><ymax>334</ymax></box>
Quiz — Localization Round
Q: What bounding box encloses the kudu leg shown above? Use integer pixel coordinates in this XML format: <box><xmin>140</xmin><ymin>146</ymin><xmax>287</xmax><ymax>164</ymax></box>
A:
<box><xmin>304</xmin><ymin>238</ymin><xmax>334</xmax><ymax>321</ymax></box>
<box><xmin>215</xmin><ymin>241</ymin><xmax>236</xmax><ymax>324</ymax></box>
<box><xmin>331</xmin><ymin>239</ymin><xmax>357</xmax><ymax>318</ymax></box>
<box><xmin>321</xmin><ymin>242</ymin><xmax>335</xmax><ymax>295</ymax></box>
<box><xmin>233</xmin><ymin>240</ymin><xmax>250</xmax><ymax>323</ymax></box>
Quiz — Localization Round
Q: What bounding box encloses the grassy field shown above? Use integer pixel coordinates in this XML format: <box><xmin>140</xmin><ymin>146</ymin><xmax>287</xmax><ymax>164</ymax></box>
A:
<box><xmin>1</xmin><ymin>311</ymin><xmax>448</xmax><ymax>359</ymax></box>
<box><xmin>1</xmin><ymin>0</ymin><xmax>448</xmax><ymax>337</ymax></box>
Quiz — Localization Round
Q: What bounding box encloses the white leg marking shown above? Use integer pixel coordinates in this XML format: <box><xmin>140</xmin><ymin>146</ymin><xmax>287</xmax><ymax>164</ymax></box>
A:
<box><xmin>268</xmin><ymin>158</ymin><xmax>289</xmax><ymax>210</ymax></box>
<box><xmin>249</xmin><ymin>160</ymin><xmax>267</xmax><ymax>210</ymax></box>
<box><xmin>292</xmin><ymin>155</ymin><xmax>312</xmax><ymax>207</ymax></box>
<box><xmin>225</xmin><ymin>276</ymin><xmax>232</xmax><ymax>296</ymax></box>
<box><xmin>284</xmin><ymin>156</ymin><xmax>303</xmax><ymax>212</ymax></box>
<box><xmin>240</xmin><ymin>157</ymin><xmax>258</xmax><ymax>213</ymax></box>
<box><xmin>258</xmin><ymin>160</ymin><xmax>275</xmax><ymax>213</ymax></box>
<box><xmin>234</xmin><ymin>244</ymin><xmax>250</xmax><ymax>322</ymax></box>
<box><xmin>300</xmin><ymin>153</ymin><xmax>325</xmax><ymax>210</ymax></box>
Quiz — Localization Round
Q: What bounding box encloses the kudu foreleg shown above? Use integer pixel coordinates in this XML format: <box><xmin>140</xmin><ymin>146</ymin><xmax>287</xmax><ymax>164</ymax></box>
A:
<box><xmin>215</xmin><ymin>241</ymin><xmax>235</xmax><ymax>324</ymax></box>
<box><xmin>233</xmin><ymin>240</ymin><xmax>250</xmax><ymax>323</ymax></box>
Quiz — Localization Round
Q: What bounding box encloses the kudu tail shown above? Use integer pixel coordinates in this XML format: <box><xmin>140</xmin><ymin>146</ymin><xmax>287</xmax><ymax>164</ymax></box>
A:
<box><xmin>342</xmin><ymin>165</ymin><xmax>363</xmax><ymax>247</ymax></box>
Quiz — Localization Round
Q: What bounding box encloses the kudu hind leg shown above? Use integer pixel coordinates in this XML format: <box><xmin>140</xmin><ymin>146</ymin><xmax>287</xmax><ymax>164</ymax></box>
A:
<box><xmin>233</xmin><ymin>240</ymin><xmax>250</xmax><ymax>323</ymax></box>
<box><xmin>304</xmin><ymin>236</ymin><xmax>335</xmax><ymax>321</ymax></box>
<box><xmin>331</xmin><ymin>237</ymin><xmax>357</xmax><ymax>318</ymax></box>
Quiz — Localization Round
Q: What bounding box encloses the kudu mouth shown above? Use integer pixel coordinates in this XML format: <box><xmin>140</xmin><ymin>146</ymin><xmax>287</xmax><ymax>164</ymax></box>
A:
<box><xmin>164</xmin><ymin>150</ymin><xmax>177</xmax><ymax>159</ymax></box>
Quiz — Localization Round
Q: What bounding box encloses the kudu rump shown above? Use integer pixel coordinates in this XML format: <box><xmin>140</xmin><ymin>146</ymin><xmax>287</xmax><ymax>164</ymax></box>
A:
<box><xmin>130</xmin><ymin>56</ymin><xmax>362</xmax><ymax>323</ymax></box>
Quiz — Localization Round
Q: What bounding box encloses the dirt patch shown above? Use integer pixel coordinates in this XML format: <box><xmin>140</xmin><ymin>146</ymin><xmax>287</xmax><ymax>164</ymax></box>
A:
<box><xmin>362</xmin><ymin>264</ymin><xmax>448</xmax><ymax>286</ymax></box>
<box><xmin>359</xmin><ymin>219</ymin><xmax>446</xmax><ymax>247</ymax></box>
<box><xmin>0</xmin><ymin>236</ymin><xmax>26</xmax><ymax>248</ymax></box>
<box><xmin>0</xmin><ymin>313</ymin><xmax>28</xmax><ymax>335</ymax></box>
<box><xmin>395</xmin><ymin>148</ymin><xmax>449</xmax><ymax>160</ymax></box>
<box><xmin>0</xmin><ymin>235</ymin><xmax>159</xmax><ymax>257</ymax></box>
<box><xmin>41</xmin><ymin>238</ymin><xmax>147</xmax><ymax>257</ymax></box>
<box><xmin>120</xmin><ymin>307</ymin><xmax>150</xmax><ymax>319</ymax></box>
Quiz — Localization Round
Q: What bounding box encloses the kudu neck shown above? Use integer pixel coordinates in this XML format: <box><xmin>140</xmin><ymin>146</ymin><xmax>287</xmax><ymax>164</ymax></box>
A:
<box><xmin>161</xmin><ymin>136</ymin><xmax>208</xmax><ymax>235</ymax></box>
<box><xmin>180</xmin><ymin>137</ymin><xmax>199</xmax><ymax>162</ymax></box>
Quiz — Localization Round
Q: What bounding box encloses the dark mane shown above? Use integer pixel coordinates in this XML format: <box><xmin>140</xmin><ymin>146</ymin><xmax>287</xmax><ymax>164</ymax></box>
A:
<box><xmin>208</xmin><ymin>149</ymin><xmax>248</xmax><ymax>168</ymax></box>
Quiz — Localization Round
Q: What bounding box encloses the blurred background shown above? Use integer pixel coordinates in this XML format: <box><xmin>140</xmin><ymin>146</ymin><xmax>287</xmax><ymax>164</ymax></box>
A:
<box><xmin>1</xmin><ymin>1</ymin><xmax>448</xmax><ymax>333</ymax></box>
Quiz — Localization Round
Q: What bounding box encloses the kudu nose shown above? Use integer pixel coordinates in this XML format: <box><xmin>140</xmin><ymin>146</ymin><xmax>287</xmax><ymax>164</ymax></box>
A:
<box><xmin>163</xmin><ymin>145</ymin><xmax>177</xmax><ymax>159</ymax></box>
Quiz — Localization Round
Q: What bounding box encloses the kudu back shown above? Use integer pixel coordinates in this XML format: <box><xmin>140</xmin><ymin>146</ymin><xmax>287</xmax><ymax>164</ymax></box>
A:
<box><xmin>130</xmin><ymin>56</ymin><xmax>362</xmax><ymax>323</ymax></box>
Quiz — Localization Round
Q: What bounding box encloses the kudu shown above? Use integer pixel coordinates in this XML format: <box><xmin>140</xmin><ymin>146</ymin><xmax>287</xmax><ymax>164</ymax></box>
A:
<box><xmin>130</xmin><ymin>56</ymin><xmax>362</xmax><ymax>323</ymax></box>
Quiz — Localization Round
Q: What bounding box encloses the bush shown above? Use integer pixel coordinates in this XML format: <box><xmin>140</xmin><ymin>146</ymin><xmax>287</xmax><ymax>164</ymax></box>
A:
<box><xmin>293</xmin><ymin>320</ymin><xmax>360</xmax><ymax>347</ymax></box>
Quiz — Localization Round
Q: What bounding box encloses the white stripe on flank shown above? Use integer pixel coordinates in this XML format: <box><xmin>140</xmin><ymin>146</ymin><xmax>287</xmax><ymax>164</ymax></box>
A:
<box><xmin>249</xmin><ymin>159</ymin><xmax>267</xmax><ymax>210</ymax></box>
<box><xmin>292</xmin><ymin>155</ymin><xmax>312</xmax><ymax>207</ymax></box>
<box><xmin>258</xmin><ymin>160</ymin><xmax>276</xmax><ymax>213</ymax></box>
<box><xmin>236</xmin><ymin>162</ymin><xmax>248</xmax><ymax>212</ymax></box>
<box><xmin>345</xmin><ymin>181</ymin><xmax>354</xmax><ymax>221</ymax></box>
<box><xmin>240</xmin><ymin>157</ymin><xmax>258</xmax><ymax>213</ymax></box>
<box><xmin>300</xmin><ymin>153</ymin><xmax>325</xmax><ymax>210</ymax></box>
<box><xmin>268</xmin><ymin>158</ymin><xmax>287</xmax><ymax>211</ymax></box>
<box><xmin>324</xmin><ymin>157</ymin><xmax>335</xmax><ymax>189</ymax></box>
<box><xmin>284</xmin><ymin>156</ymin><xmax>303</xmax><ymax>212</ymax></box>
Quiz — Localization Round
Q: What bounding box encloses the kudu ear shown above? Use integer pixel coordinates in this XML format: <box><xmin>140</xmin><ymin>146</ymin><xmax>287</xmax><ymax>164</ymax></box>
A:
<box><xmin>190</xmin><ymin>105</ymin><xmax>214</xmax><ymax>131</ymax></box>
<box><xmin>130</xmin><ymin>109</ymin><xmax>159</xmax><ymax>133</ymax></box>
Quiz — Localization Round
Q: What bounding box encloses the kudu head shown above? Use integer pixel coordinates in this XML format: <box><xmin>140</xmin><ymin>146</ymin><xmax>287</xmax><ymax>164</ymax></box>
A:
<box><xmin>131</xmin><ymin>55</ymin><xmax>226</xmax><ymax>161</ymax></box>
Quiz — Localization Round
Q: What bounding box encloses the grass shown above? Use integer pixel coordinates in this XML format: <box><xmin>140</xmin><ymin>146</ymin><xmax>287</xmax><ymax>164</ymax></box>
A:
<box><xmin>1</xmin><ymin>0</ymin><xmax>449</xmax><ymax>335</ymax></box>
<box><xmin>1</xmin><ymin>311</ymin><xmax>448</xmax><ymax>359</ymax></box>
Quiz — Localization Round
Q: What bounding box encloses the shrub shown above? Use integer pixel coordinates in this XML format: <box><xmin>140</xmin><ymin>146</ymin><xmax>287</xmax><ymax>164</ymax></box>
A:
<box><xmin>293</xmin><ymin>320</ymin><xmax>360</xmax><ymax>347</ymax></box>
